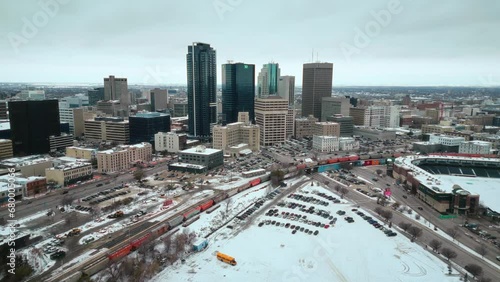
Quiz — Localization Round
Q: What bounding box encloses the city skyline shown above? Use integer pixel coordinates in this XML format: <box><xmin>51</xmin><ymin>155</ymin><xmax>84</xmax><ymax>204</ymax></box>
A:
<box><xmin>1</xmin><ymin>1</ymin><xmax>499</xmax><ymax>86</ymax></box>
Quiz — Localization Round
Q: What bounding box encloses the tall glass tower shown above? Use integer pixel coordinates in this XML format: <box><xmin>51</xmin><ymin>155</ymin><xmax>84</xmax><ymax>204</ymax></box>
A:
<box><xmin>257</xmin><ymin>63</ymin><xmax>280</xmax><ymax>98</ymax></box>
<box><xmin>187</xmin><ymin>43</ymin><xmax>217</xmax><ymax>138</ymax></box>
<box><xmin>222</xmin><ymin>62</ymin><xmax>255</xmax><ymax>124</ymax></box>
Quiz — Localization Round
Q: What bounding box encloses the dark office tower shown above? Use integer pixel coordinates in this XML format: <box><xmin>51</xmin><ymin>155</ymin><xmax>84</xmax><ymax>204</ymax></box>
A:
<box><xmin>301</xmin><ymin>63</ymin><xmax>333</xmax><ymax>120</ymax></box>
<box><xmin>187</xmin><ymin>42</ymin><xmax>217</xmax><ymax>138</ymax></box>
<box><xmin>129</xmin><ymin>112</ymin><xmax>171</xmax><ymax>144</ymax></box>
<box><xmin>8</xmin><ymin>100</ymin><xmax>61</xmax><ymax>155</ymax></box>
<box><xmin>222</xmin><ymin>62</ymin><xmax>255</xmax><ymax>124</ymax></box>
<box><xmin>88</xmin><ymin>87</ymin><xmax>105</xmax><ymax>105</ymax></box>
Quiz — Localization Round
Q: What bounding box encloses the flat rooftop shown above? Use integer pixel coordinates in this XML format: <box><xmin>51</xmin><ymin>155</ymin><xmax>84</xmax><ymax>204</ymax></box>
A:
<box><xmin>169</xmin><ymin>162</ymin><xmax>205</xmax><ymax>169</ymax></box>
<box><xmin>181</xmin><ymin>147</ymin><xmax>222</xmax><ymax>156</ymax></box>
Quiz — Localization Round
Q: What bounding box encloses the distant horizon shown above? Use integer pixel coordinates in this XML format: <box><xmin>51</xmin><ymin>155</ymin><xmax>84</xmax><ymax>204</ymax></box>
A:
<box><xmin>2</xmin><ymin>81</ymin><xmax>500</xmax><ymax>88</ymax></box>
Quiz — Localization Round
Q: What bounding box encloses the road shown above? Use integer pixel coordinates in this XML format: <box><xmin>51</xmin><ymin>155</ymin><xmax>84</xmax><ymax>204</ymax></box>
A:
<box><xmin>0</xmin><ymin>164</ymin><xmax>170</xmax><ymax>219</ymax></box>
<box><xmin>312</xmin><ymin>172</ymin><xmax>500</xmax><ymax>281</ymax></box>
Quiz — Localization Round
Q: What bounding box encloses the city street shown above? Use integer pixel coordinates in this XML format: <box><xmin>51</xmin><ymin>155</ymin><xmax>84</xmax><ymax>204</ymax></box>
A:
<box><xmin>312</xmin><ymin>171</ymin><xmax>500</xmax><ymax>280</ymax></box>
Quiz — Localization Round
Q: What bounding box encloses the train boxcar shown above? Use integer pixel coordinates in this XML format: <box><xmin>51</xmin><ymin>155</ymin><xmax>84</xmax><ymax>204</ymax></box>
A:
<box><xmin>296</xmin><ymin>164</ymin><xmax>307</xmax><ymax>170</ymax></box>
<box><xmin>260</xmin><ymin>174</ymin><xmax>271</xmax><ymax>182</ymax></box>
<box><xmin>348</xmin><ymin>155</ymin><xmax>360</xmax><ymax>161</ymax></box>
<box><xmin>152</xmin><ymin>224</ymin><xmax>168</xmax><ymax>237</ymax></box>
<box><xmin>338</xmin><ymin>157</ymin><xmax>349</xmax><ymax>162</ymax></box>
<box><xmin>363</xmin><ymin>160</ymin><xmax>373</xmax><ymax>166</ymax></box>
<box><xmin>182</xmin><ymin>215</ymin><xmax>200</xmax><ymax>227</ymax></box>
<box><xmin>167</xmin><ymin>215</ymin><xmax>184</xmax><ymax>228</ymax></box>
<box><xmin>327</xmin><ymin>158</ymin><xmax>338</xmax><ymax>164</ymax></box>
<box><xmin>238</xmin><ymin>183</ymin><xmax>251</xmax><ymax>192</ymax></box>
<box><xmin>370</xmin><ymin>154</ymin><xmax>382</xmax><ymax>159</ymax></box>
<box><xmin>318</xmin><ymin>159</ymin><xmax>328</xmax><ymax>165</ymax></box>
<box><xmin>199</xmin><ymin>200</ymin><xmax>215</xmax><ymax>211</ymax></box>
<box><xmin>382</xmin><ymin>153</ymin><xmax>392</xmax><ymax>158</ymax></box>
<box><xmin>131</xmin><ymin>233</ymin><xmax>152</xmax><ymax>250</ymax></box>
<box><xmin>83</xmin><ymin>257</ymin><xmax>110</xmax><ymax>276</ymax></box>
<box><xmin>108</xmin><ymin>245</ymin><xmax>133</xmax><ymax>260</ymax></box>
<box><xmin>206</xmin><ymin>204</ymin><xmax>220</xmax><ymax>214</ymax></box>
<box><xmin>372</xmin><ymin>160</ymin><xmax>380</xmax><ymax>165</ymax></box>
<box><xmin>393</xmin><ymin>153</ymin><xmax>402</xmax><ymax>158</ymax></box>
<box><xmin>360</xmin><ymin>154</ymin><xmax>370</xmax><ymax>160</ymax></box>
<box><xmin>183</xmin><ymin>207</ymin><xmax>201</xmax><ymax>220</ymax></box>
<box><xmin>212</xmin><ymin>192</ymin><xmax>228</xmax><ymax>204</ymax></box>
<box><xmin>227</xmin><ymin>189</ymin><xmax>238</xmax><ymax>197</ymax></box>
<box><xmin>250</xmin><ymin>178</ymin><xmax>261</xmax><ymax>187</ymax></box>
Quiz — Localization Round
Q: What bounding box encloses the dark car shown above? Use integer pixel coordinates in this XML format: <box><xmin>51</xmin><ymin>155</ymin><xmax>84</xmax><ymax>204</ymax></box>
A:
<box><xmin>292</xmin><ymin>230</ymin><xmax>297</xmax><ymax>234</ymax></box>
<box><xmin>62</xmin><ymin>190</ymin><xmax>69</xmax><ymax>194</ymax></box>
<box><xmin>313</xmin><ymin>230</ymin><xmax>319</xmax><ymax>236</ymax></box>
<box><xmin>50</xmin><ymin>250</ymin><xmax>66</xmax><ymax>260</ymax></box>
<box><xmin>417</xmin><ymin>207</ymin><xmax>423</xmax><ymax>210</ymax></box>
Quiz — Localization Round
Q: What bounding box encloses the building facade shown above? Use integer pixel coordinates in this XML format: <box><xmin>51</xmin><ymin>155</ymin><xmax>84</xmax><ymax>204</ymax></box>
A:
<box><xmin>129</xmin><ymin>112</ymin><xmax>171</xmax><ymax>144</ymax></box>
<box><xmin>154</xmin><ymin>132</ymin><xmax>187</xmax><ymax>153</ymax></box>
<box><xmin>294</xmin><ymin>115</ymin><xmax>318</xmax><ymax>139</ymax></box>
<box><xmin>212</xmin><ymin>122</ymin><xmax>260</xmax><ymax>155</ymax></box>
<box><xmin>8</xmin><ymin>100</ymin><xmax>61</xmax><ymax>155</ymax></box>
<box><xmin>66</xmin><ymin>146</ymin><xmax>96</xmax><ymax>160</ymax></box>
<box><xmin>104</xmin><ymin>75</ymin><xmax>129</xmax><ymax>108</ymax></box>
<box><xmin>312</xmin><ymin>136</ymin><xmax>339</xmax><ymax>152</ymax></box>
<box><xmin>49</xmin><ymin>134</ymin><xmax>74</xmax><ymax>152</ymax></box>
<box><xmin>321</xmin><ymin>97</ymin><xmax>350</xmax><ymax>121</ymax></box>
<box><xmin>277</xmin><ymin>76</ymin><xmax>295</xmax><ymax>105</ymax></box>
<box><xmin>150</xmin><ymin>88</ymin><xmax>169</xmax><ymax>112</ymax></box>
<box><xmin>301</xmin><ymin>63</ymin><xmax>333</xmax><ymax>119</ymax></box>
<box><xmin>45</xmin><ymin>162</ymin><xmax>92</xmax><ymax>187</ymax></box>
<box><xmin>18</xmin><ymin>90</ymin><xmax>45</xmax><ymax>100</ymax></box>
<box><xmin>84</xmin><ymin>117</ymin><xmax>130</xmax><ymax>144</ymax></box>
<box><xmin>88</xmin><ymin>87</ymin><xmax>105</xmax><ymax>106</ymax></box>
<box><xmin>59</xmin><ymin>102</ymin><xmax>85</xmax><ymax>136</ymax></box>
<box><xmin>327</xmin><ymin>115</ymin><xmax>354</xmax><ymax>137</ymax></box>
<box><xmin>0</xmin><ymin>100</ymin><xmax>7</xmax><ymax>119</ymax></box>
<box><xmin>178</xmin><ymin>146</ymin><xmax>223</xmax><ymax>170</ymax></box>
<box><xmin>187</xmin><ymin>42</ymin><xmax>217</xmax><ymax>138</ymax></box>
<box><xmin>459</xmin><ymin>141</ymin><xmax>492</xmax><ymax>155</ymax></box>
<box><xmin>97</xmin><ymin>142</ymin><xmax>152</xmax><ymax>173</ymax></box>
<box><xmin>222</xmin><ymin>62</ymin><xmax>255</xmax><ymax>124</ymax></box>
<box><xmin>255</xmin><ymin>97</ymin><xmax>289</xmax><ymax>146</ymax></box>
<box><xmin>0</xmin><ymin>139</ymin><xmax>13</xmax><ymax>159</ymax></box>
<box><xmin>313</xmin><ymin>122</ymin><xmax>340</xmax><ymax>137</ymax></box>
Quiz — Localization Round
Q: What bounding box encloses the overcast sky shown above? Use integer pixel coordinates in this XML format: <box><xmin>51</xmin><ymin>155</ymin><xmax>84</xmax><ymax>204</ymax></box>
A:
<box><xmin>1</xmin><ymin>0</ymin><xmax>499</xmax><ymax>86</ymax></box>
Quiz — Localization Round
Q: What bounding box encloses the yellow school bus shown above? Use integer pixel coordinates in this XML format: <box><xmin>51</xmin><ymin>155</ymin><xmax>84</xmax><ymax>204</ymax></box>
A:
<box><xmin>216</xmin><ymin>252</ymin><xmax>237</xmax><ymax>266</ymax></box>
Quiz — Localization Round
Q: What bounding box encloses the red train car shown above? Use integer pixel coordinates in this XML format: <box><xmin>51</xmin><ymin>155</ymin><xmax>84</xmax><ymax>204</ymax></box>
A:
<box><xmin>152</xmin><ymin>225</ymin><xmax>168</xmax><ymax>237</ymax></box>
<box><xmin>364</xmin><ymin>160</ymin><xmax>372</xmax><ymax>166</ymax></box>
<box><xmin>393</xmin><ymin>153</ymin><xmax>402</xmax><ymax>158</ymax></box>
<box><xmin>338</xmin><ymin>157</ymin><xmax>349</xmax><ymax>162</ymax></box>
<box><xmin>250</xmin><ymin>178</ymin><xmax>261</xmax><ymax>187</ymax></box>
<box><xmin>296</xmin><ymin>164</ymin><xmax>307</xmax><ymax>170</ymax></box>
<box><xmin>199</xmin><ymin>199</ymin><xmax>215</xmax><ymax>211</ymax></box>
<box><xmin>131</xmin><ymin>233</ymin><xmax>152</xmax><ymax>250</ymax></box>
<box><xmin>108</xmin><ymin>245</ymin><xmax>133</xmax><ymax>260</ymax></box>
<box><xmin>327</xmin><ymin>158</ymin><xmax>338</xmax><ymax>164</ymax></box>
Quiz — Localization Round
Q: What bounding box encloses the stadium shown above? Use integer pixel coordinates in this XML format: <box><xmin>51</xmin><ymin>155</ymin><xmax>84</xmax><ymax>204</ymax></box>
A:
<box><xmin>392</xmin><ymin>154</ymin><xmax>500</xmax><ymax>218</ymax></box>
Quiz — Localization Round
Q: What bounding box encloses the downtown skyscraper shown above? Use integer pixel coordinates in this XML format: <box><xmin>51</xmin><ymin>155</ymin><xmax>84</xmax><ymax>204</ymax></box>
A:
<box><xmin>257</xmin><ymin>63</ymin><xmax>280</xmax><ymax>98</ymax></box>
<box><xmin>187</xmin><ymin>42</ymin><xmax>217</xmax><ymax>138</ymax></box>
<box><xmin>222</xmin><ymin>62</ymin><xmax>255</xmax><ymax>124</ymax></box>
<box><xmin>301</xmin><ymin>63</ymin><xmax>333</xmax><ymax>120</ymax></box>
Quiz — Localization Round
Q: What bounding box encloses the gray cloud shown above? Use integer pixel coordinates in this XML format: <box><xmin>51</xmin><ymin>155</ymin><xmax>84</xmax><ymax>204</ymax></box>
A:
<box><xmin>1</xmin><ymin>0</ymin><xmax>499</xmax><ymax>86</ymax></box>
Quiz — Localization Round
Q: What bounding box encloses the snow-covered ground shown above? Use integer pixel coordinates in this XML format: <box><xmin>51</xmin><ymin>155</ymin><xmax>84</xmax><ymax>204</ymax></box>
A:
<box><xmin>152</xmin><ymin>180</ymin><xmax>460</xmax><ymax>282</ymax></box>
<box><xmin>401</xmin><ymin>209</ymin><xmax>500</xmax><ymax>271</ymax></box>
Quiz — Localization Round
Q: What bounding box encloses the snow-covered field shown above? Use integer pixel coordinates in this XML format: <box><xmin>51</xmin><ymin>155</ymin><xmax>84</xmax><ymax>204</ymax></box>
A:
<box><xmin>153</xmin><ymin>180</ymin><xmax>460</xmax><ymax>282</ymax></box>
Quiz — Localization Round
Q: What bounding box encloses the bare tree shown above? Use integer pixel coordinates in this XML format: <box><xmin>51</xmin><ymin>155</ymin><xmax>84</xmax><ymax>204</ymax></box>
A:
<box><xmin>133</xmin><ymin>168</ymin><xmax>145</xmax><ymax>181</ymax></box>
<box><xmin>391</xmin><ymin>202</ymin><xmax>401</xmax><ymax>210</ymax></box>
<box><xmin>447</xmin><ymin>227</ymin><xmax>461</xmax><ymax>241</ymax></box>
<box><xmin>61</xmin><ymin>195</ymin><xmax>74</xmax><ymax>206</ymax></box>
<box><xmin>340</xmin><ymin>187</ymin><xmax>349</xmax><ymax>199</ymax></box>
<box><xmin>429</xmin><ymin>239</ymin><xmax>442</xmax><ymax>252</ymax></box>
<box><xmin>398</xmin><ymin>222</ymin><xmax>412</xmax><ymax>232</ymax></box>
<box><xmin>375</xmin><ymin>206</ymin><xmax>383</xmax><ymax>215</ymax></box>
<box><xmin>106</xmin><ymin>261</ymin><xmax>121</xmax><ymax>281</ymax></box>
<box><xmin>222</xmin><ymin>198</ymin><xmax>233</xmax><ymax>221</ymax></box>
<box><xmin>334</xmin><ymin>185</ymin><xmax>342</xmax><ymax>193</ymax></box>
<box><xmin>407</xmin><ymin>226</ymin><xmax>422</xmax><ymax>242</ymax></box>
<box><xmin>381</xmin><ymin>210</ymin><xmax>393</xmax><ymax>222</ymax></box>
<box><xmin>441</xmin><ymin>247</ymin><xmax>457</xmax><ymax>261</ymax></box>
<box><xmin>475</xmin><ymin>244</ymin><xmax>488</xmax><ymax>258</ymax></box>
<box><xmin>464</xmin><ymin>264</ymin><xmax>483</xmax><ymax>279</ymax></box>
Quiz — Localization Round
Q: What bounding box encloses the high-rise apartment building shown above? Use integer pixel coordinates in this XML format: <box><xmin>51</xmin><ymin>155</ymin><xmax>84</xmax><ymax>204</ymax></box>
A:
<box><xmin>255</xmin><ymin>97</ymin><xmax>289</xmax><ymax>146</ymax></box>
<box><xmin>59</xmin><ymin>102</ymin><xmax>85</xmax><ymax>136</ymax></box>
<box><xmin>321</xmin><ymin>97</ymin><xmax>350</xmax><ymax>121</ymax></box>
<box><xmin>187</xmin><ymin>43</ymin><xmax>217</xmax><ymax>138</ymax></box>
<box><xmin>294</xmin><ymin>115</ymin><xmax>318</xmax><ymax>138</ymax></box>
<box><xmin>350</xmin><ymin>106</ymin><xmax>399</xmax><ymax>128</ymax></box>
<box><xmin>8</xmin><ymin>100</ymin><xmax>61</xmax><ymax>155</ymax></box>
<box><xmin>278</xmin><ymin>76</ymin><xmax>295</xmax><ymax>105</ymax></box>
<box><xmin>222</xmin><ymin>62</ymin><xmax>255</xmax><ymax>124</ymax></box>
<box><xmin>129</xmin><ymin>112</ymin><xmax>171</xmax><ymax>144</ymax></box>
<box><xmin>257</xmin><ymin>63</ymin><xmax>280</xmax><ymax>98</ymax></box>
<box><xmin>212</xmin><ymin>121</ymin><xmax>260</xmax><ymax>155</ymax></box>
<box><xmin>104</xmin><ymin>75</ymin><xmax>129</xmax><ymax>108</ymax></box>
<box><xmin>327</xmin><ymin>115</ymin><xmax>354</xmax><ymax>137</ymax></box>
<box><xmin>313</xmin><ymin>122</ymin><xmax>340</xmax><ymax>137</ymax></box>
<box><xmin>97</xmin><ymin>143</ymin><xmax>152</xmax><ymax>173</ymax></box>
<box><xmin>150</xmin><ymin>88</ymin><xmax>169</xmax><ymax>112</ymax></box>
<box><xmin>301</xmin><ymin>63</ymin><xmax>333</xmax><ymax>119</ymax></box>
